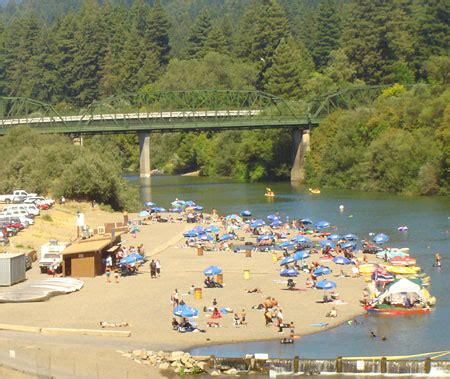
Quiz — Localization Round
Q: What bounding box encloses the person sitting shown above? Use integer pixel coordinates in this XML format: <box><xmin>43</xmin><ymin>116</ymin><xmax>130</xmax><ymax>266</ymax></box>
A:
<box><xmin>305</xmin><ymin>277</ymin><xmax>315</xmax><ymax>288</ymax></box>
<box><xmin>287</xmin><ymin>279</ymin><xmax>296</xmax><ymax>290</ymax></box>
<box><xmin>326</xmin><ymin>307</ymin><xmax>338</xmax><ymax>318</ymax></box>
<box><xmin>211</xmin><ymin>307</ymin><xmax>222</xmax><ymax>319</ymax></box>
<box><xmin>233</xmin><ymin>313</ymin><xmax>241</xmax><ymax>327</ymax></box>
<box><xmin>330</xmin><ymin>291</ymin><xmax>340</xmax><ymax>301</ymax></box>
<box><xmin>264</xmin><ymin>310</ymin><xmax>273</xmax><ymax>326</ymax></box>
<box><xmin>171</xmin><ymin>318</ymin><xmax>180</xmax><ymax>330</ymax></box>
<box><xmin>245</xmin><ymin>288</ymin><xmax>260</xmax><ymax>293</ymax></box>
<box><xmin>204</xmin><ymin>276</ymin><xmax>214</xmax><ymax>288</ymax></box>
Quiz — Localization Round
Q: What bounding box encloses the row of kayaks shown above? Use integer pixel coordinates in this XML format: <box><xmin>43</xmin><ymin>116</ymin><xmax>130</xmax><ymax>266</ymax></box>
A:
<box><xmin>359</xmin><ymin>263</ymin><xmax>421</xmax><ymax>275</ymax></box>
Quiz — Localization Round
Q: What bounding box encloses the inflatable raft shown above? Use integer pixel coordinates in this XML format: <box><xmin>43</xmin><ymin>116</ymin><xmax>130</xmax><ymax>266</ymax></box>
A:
<box><xmin>383</xmin><ymin>265</ymin><xmax>421</xmax><ymax>275</ymax></box>
<box><xmin>364</xmin><ymin>305</ymin><xmax>431</xmax><ymax>315</ymax></box>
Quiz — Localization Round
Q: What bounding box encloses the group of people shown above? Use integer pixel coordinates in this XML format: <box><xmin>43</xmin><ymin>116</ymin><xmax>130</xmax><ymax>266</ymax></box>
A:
<box><xmin>149</xmin><ymin>259</ymin><xmax>161</xmax><ymax>278</ymax></box>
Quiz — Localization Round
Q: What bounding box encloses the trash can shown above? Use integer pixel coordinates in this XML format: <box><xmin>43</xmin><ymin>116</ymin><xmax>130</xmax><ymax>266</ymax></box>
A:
<box><xmin>197</xmin><ymin>247</ymin><xmax>204</xmax><ymax>256</ymax></box>
<box><xmin>216</xmin><ymin>273</ymin><xmax>223</xmax><ymax>284</ymax></box>
<box><xmin>245</xmin><ymin>250</ymin><xmax>252</xmax><ymax>258</ymax></box>
<box><xmin>194</xmin><ymin>287</ymin><xmax>202</xmax><ymax>300</ymax></box>
<box><xmin>243</xmin><ymin>270</ymin><xmax>250</xmax><ymax>280</ymax></box>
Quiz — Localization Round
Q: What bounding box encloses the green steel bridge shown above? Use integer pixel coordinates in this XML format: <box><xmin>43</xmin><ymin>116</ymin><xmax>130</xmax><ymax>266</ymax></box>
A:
<box><xmin>0</xmin><ymin>86</ymin><xmax>390</xmax><ymax>135</ymax></box>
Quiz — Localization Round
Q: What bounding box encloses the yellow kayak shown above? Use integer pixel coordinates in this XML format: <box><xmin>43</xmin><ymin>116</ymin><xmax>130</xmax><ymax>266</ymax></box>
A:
<box><xmin>384</xmin><ymin>265</ymin><xmax>421</xmax><ymax>275</ymax></box>
<box><xmin>359</xmin><ymin>264</ymin><xmax>376</xmax><ymax>275</ymax></box>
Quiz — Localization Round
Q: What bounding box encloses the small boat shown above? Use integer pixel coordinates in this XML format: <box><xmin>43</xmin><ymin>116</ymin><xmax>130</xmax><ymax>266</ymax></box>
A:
<box><xmin>390</xmin><ymin>256</ymin><xmax>417</xmax><ymax>266</ymax></box>
<box><xmin>364</xmin><ymin>305</ymin><xmax>431</xmax><ymax>315</ymax></box>
<box><xmin>309</xmin><ymin>188</ymin><xmax>321</xmax><ymax>194</ymax></box>
<box><xmin>359</xmin><ymin>263</ymin><xmax>376</xmax><ymax>275</ymax></box>
<box><xmin>398</xmin><ymin>225</ymin><xmax>408</xmax><ymax>232</ymax></box>
<box><xmin>383</xmin><ymin>265</ymin><xmax>421</xmax><ymax>275</ymax></box>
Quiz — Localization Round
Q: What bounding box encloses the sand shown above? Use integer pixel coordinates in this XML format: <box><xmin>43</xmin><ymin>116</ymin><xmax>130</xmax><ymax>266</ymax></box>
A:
<box><xmin>0</xmin><ymin>205</ymin><xmax>374</xmax><ymax>377</ymax></box>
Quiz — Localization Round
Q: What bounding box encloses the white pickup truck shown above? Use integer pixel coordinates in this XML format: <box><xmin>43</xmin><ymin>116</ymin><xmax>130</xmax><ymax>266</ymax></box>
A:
<box><xmin>0</xmin><ymin>190</ymin><xmax>37</xmax><ymax>204</ymax></box>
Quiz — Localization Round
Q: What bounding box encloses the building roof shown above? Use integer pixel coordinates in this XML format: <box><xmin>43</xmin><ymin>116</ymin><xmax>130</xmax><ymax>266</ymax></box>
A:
<box><xmin>61</xmin><ymin>237</ymin><xmax>113</xmax><ymax>256</ymax></box>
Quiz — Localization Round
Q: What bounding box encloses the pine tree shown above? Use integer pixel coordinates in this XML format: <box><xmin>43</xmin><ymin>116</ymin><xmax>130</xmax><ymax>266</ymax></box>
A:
<box><xmin>186</xmin><ymin>10</ymin><xmax>212</xmax><ymax>59</ymax></box>
<box><xmin>265</xmin><ymin>36</ymin><xmax>314</xmax><ymax>99</ymax></box>
<box><xmin>313</xmin><ymin>0</ymin><xmax>341</xmax><ymax>70</ymax></box>
<box><xmin>147</xmin><ymin>0</ymin><xmax>171</xmax><ymax>66</ymax></box>
<box><xmin>204</xmin><ymin>25</ymin><xmax>228</xmax><ymax>55</ymax></box>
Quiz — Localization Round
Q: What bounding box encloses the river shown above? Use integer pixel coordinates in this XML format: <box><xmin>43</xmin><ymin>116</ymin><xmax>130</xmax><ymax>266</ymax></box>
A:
<box><xmin>128</xmin><ymin>175</ymin><xmax>449</xmax><ymax>360</ymax></box>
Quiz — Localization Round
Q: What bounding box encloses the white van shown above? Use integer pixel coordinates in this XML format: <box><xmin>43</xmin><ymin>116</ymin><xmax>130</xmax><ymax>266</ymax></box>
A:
<box><xmin>4</xmin><ymin>204</ymin><xmax>39</xmax><ymax>216</ymax></box>
<box><xmin>1</xmin><ymin>211</ymin><xmax>34</xmax><ymax>225</ymax></box>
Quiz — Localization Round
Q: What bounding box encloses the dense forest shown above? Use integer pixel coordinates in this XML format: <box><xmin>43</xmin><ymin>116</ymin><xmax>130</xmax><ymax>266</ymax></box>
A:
<box><xmin>0</xmin><ymin>0</ymin><xmax>448</xmax><ymax>201</ymax></box>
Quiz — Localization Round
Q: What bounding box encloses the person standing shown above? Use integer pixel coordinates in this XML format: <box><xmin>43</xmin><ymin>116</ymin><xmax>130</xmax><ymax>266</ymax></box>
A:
<box><xmin>155</xmin><ymin>259</ymin><xmax>161</xmax><ymax>277</ymax></box>
<box><xmin>171</xmin><ymin>289</ymin><xmax>179</xmax><ymax>308</ymax></box>
<box><xmin>276</xmin><ymin>308</ymin><xmax>284</xmax><ymax>333</ymax></box>
<box><xmin>150</xmin><ymin>259</ymin><xmax>157</xmax><ymax>279</ymax></box>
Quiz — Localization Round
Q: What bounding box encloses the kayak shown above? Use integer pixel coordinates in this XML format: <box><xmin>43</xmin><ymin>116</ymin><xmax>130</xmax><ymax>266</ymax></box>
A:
<box><xmin>383</xmin><ymin>265</ymin><xmax>421</xmax><ymax>275</ymax></box>
<box><xmin>359</xmin><ymin>264</ymin><xmax>376</xmax><ymax>275</ymax></box>
<box><xmin>365</xmin><ymin>305</ymin><xmax>431</xmax><ymax>315</ymax></box>
<box><xmin>390</xmin><ymin>256</ymin><xmax>417</xmax><ymax>266</ymax></box>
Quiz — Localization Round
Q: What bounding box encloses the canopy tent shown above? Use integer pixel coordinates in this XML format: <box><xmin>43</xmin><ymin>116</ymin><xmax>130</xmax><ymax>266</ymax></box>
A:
<box><xmin>375</xmin><ymin>278</ymin><xmax>426</xmax><ymax>304</ymax></box>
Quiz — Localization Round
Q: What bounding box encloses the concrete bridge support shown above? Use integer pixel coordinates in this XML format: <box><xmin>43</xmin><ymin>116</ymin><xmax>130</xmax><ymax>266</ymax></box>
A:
<box><xmin>290</xmin><ymin>129</ymin><xmax>310</xmax><ymax>183</ymax></box>
<box><xmin>138</xmin><ymin>132</ymin><xmax>151</xmax><ymax>179</ymax></box>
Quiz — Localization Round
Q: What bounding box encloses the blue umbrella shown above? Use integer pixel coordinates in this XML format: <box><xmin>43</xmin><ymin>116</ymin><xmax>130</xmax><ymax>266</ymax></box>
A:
<box><xmin>280</xmin><ymin>268</ymin><xmax>299</xmax><ymax>277</ymax></box>
<box><xmin>240</xmin><ymin>210</ymin><xmax>252</xmax><ymax>217</ymax></box>
<box><xmin>151</xmin><ymin>207</ymin><xmax>167</xmax><ymax>213</ymax></box>
<box><xmin>341</xmin><ymin>241</ymin><xmax>357</xmax><ymax>249</ymax></box>
<box><xmin>251</xmin><ymin>219</ymin><xmax>266</xmax><ymax>228</ymax></box>
<box><xmin>300</xmin><ymin>218</ymin><xmax>313</xmax><ymax>225</ymax></box>
<box><xmin>173</xmin><ymin>305</ymin><xmax>199</xmax><ymax>318</ymax></box>
<box><xmin>203</xmin><ymin>265</ymin><xmax>222</xmax><ymax>276</ymax></box>
<box><xmin>327</xmin><ymin>234</ymin><xmax>342</xmax><ymax>241</ymax></box>
<box><xmin>120</xmin><ymin>254</ymin><xmax>142</xmax><ymax>265</ymax></box>
<box><xmin>139</xmin><ymin>210</ymin><xmax>150</xmax><ymax>217</ymax></box>
<box><xmin>171</xmin><ymin>200</ymin><xmax>185</xmax><ymax>207</ymax></box>
<box><xmin>270</xmin><ymin>220</ymin><xmax>283</xmax><ymax>228</ymax></box>
<box><xmin>316</xmin><ymin>279</ymin><xmax>337</xmax><ymax>290</ymax></box>
<box><xmin>199</xmin><ymin>234</ymin><xmax>214</xmax><ymax>242</ymax></box>
<box><xmin>373</xmin><ymin>233</ymin><xmax>389</xmax><ymax>244</ymax></box>
<box><xmin>317</xmin><ymin>240</ymin><xmax>336</xmax><ymax>249</ymax></box>
<box><xmin>292</xmin><ymin>235</ymin><xmax>311</xmax><ymax>244</ymax></box>
<box><xmin>205</xmin><ymin>226</ymin><xmax>220</xmax><ymax>233</ymax></box>
<box><xmin>193</xmin><ymin>226</ymin><xmax>205</xmax><ymax>233</ymax></box>
<box><xmin>183</xmin><ymin>230</ymin><xmax>198</xmax><ymax>238</ymax></box>
<box><xmin>280</xmin><ymin>256</ymin><xmax>296</xmax><ymax>266</ymax></box>
<box><xmin>293</xmin><ymin>250</ymin><xmax>309</xmax><ymax>260</ymax></box>
<box><xmin>313</xmin><ymin>266</ymin><xmax>332</xmax><ymax>277</ymax></box>
<box><xmin>257</xmin><ymin>234</ymin><xmax>274</xmax><ymax>241</ymax></box>
<box><xmin>343</xmin><ymin>234</ymin><xmax>358</xmax><ymax>241</ymax></box>
<box><xmin>128</xmin><ymin>253</ymin><xmax>144</xmax><ymax>261</ymax></box>
<box><xmin>226</xmin><ymin>214</ymin><xmax>241</xmax><ymax>221</ymax></box>
<box><xmin>144</xmin><ymin>201</ymin><xmax>156</xmax><ymax>207</ymax></box>
<box><xmin>219</xmin><ymin>233</ymin><xmax>234</xmax><ymax>242</ymax></box>
<box><xmin>169</xmin><ymin>208</ymin><xmax>182</xmax><ymax>213</ymax></box>
<box><xmin>267</xmin><ymin>214</ymin><xmax>280</xmax><ymax>222</ymax></box>
<box><xmin>185</xmin><ymin>201</ymin><xmax>196</xmax><ymax>206</ymax></box>
<box><xmin>333</xmin><ymin>256</ymin><xmax>351</xmax><ymax>265</ymax></box>
<box><xmin>193</xmin><ymin>206</ymin><xmax>204</xmax><ymax>211</ymax></box>
<box><xmin>278</xmin><ymin>241</ymin><xmax>294</xmax><ymax>249</ymax></box>
<box><xmin>315</xmin><ymin>220</ymin><xmax>331</xmax><ymax>229</ymax></box>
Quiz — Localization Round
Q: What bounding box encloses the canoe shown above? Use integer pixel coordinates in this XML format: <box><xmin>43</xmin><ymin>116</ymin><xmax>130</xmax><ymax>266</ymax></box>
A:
<box><xmin>383</xmin><ymin>265</ymin><xmax>421</xmax><ymax>275</ymax></box>
<box><xmin>365</xmin><ymin>305</ymin><xmax>431</xmax><ymax>315</ymax></box>
<box><xmin>390</xmin><ymin>256</ymin><xmax>417</xmax><ymax>266</ymax></box>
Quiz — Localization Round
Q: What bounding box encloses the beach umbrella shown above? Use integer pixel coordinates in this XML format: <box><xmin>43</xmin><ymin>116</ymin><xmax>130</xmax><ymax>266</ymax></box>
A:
<box><xmin>313</xmin><ymin>266</ymin><xmax>332</xmax><ymax>277</ymax></box>
<box><xmin>257</xmin><ymin>234</ymin><xmax>274</xmax><ymax>241</ymax></box>
<box><xmin>151</xmin><ymin>207</ymin><xmax>167</xmax><ymax>213</ymax></box>
<box><xmin>280</xmin><ymin>268</ymin><xmax>299</xmax><ymax>277</ymax></box>
<box><xmin>251</xmin><ymin>219</ymin><xmax>266</xmax><ymax>228</ymax></box>
<box><xmin>315</xmin><ymin>220</ymin><xmax>331</xmax><ymax>229</ymax></box>
<box><xmin>317</xmin><ymin>240</ymin><xmax>336</xmax><ymax>249</ymax></box>
<box><xmin>144</xmin><ymin>201</ymin><xmax>156</xmax><ymax>207</ymax></box>
<box><xmin>203</xmin><ymin>265</ymin><xmax>222</xmax><ymax>276</ymax></box>
<box><xmin>293</xmin><ymin>250</ymin><xmax>309</xmax><ymax>260</ymax></box>
<box><xmin>219</xmin><ymin>233</ymin><xmax>235</xmax><ymax>242</ymax></box>
<box><xmin>173</xmin><ymin>305</ymin><xmax>199</xmax><ymax>318</ymax></box>
<box><xmin>171</xmin><ymin>200</ymin><xmax>185</xmax><ymax>207</ymax></box>
<box><xmin>376</xmin><ymin>249</ymin><xmax>409</xmax><ymax>260</ymax></box>
<box><xmin>205</xmin><ymin>226</ymin><xmax>220</xmax><ymax>233</ymax></box>
<box><xmin>193</xmin><ymin>226</ymin><xmax>205</xmax><ymax>233</ymax></box>
<box><xmin>300</xmin><ymin>218</ymin><xmax>313</xmax><ymax>225</ymax></box>
<box><xmin>267</xmin><ymin>214</ymin><xmax>281</xmax><ymax>222</ymax></box>
<box><xmin>226</xmin><ymin>214</ymin><xmax>241</xmax><ymax>221</ymax></box>
<box><xmin>279</xmin><ymin>256</ymin><xmax>296</xmax><ymax>266</ymax></box>
<box><xmin>341</xmin><ymin>241</ymin><xmax>357</xmax><ymax>250</ymax></box>
<box><xmin>343</xmin><ymin>234</ymin><xmax>358</xmax><ymax>241</ymax></box>
<box><xmin>199</xmin><ymin>234</ymin><xmax>214</xmax><ymax>242</ymax></box>
<box><xmin>169</xmin><ymin>208</ymin><xmax>182</xmax><ymax>213</ymax></box>
<box><xmin>120</xmin><ymin>254</ymin><xmax>142</xmax><ymax>266</ymax></box>
<box><xmin>193</xmin><ymin>206</ymin><xmax>204</xmax><ymax>211</ymax></box>
<box><xmin>316</xmin><ymin>279</ymin><xmax>337</xmax><ymax>290</ymax></box>
<box><xmin>183</xmin><ymin>230</ymin><xmax>198</xmax><ymax>238</ymax></box>
<box><xmin>278</xmin><ymin>241</ymin><xmax>294</xmax><ymax>249</ymax></box>
<box><xmin>327</xmin><ymin>234</ymin><xmax>342</xmax><ymax>241</ymax></box>
<box><xmin>240</xmin><ymin>210</ymin><xmax>252</xmax><ymax>217</ymax></box>
<box><xmin>139</xmin><ymin>210</ymin><xmax>150</xmax><ymax>217</ymax></box>
<box><xmin>128</xmin><ymin>253</ymin><xmax>144</xmax><ymax>261</ymax></box>
<box><xmin>333</xmin><ymin>256</ymin><xmax>351</xmax><ymax>265</ymax></box>
<box><xmin>184</xmin><ymin>201</ymin><xmax>196</xmax><ymax>206</ymax></box>
<box><xmin>270</xmin><ymin>220</ymin><xmax>284</xmax><ymax>228</ymax></box>
<box><xmin>292</xmin><ymin>235</ymin><xmax>311</xmax><ymax>244</ymax></box>
<box><xmin>372</xmin><ymin>268</ymin><xmax>395</xmax><ymax>283</ymax></box>
<box><xmin>373</xmin><ymin>233</ymin><xmax>389</xmax><ymax>244</ymax></box>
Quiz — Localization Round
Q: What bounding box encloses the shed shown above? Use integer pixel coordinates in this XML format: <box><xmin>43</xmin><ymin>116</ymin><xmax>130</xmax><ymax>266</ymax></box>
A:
<box><xmin>61</xmin><ymin>235</ymin><xmax>121</xmax><ymax>278</ymax></box>
<box><xmin>0</xmin><ymin>253</ymin><xmax>26</xmax><ymax>286</ymax></box>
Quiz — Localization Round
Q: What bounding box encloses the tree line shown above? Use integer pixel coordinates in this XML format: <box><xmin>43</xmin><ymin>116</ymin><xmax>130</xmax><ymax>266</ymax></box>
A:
<box><xmin>0</xmin><ymin>0</ymin><xmax>448</xmax><ymax>197</ymax></box>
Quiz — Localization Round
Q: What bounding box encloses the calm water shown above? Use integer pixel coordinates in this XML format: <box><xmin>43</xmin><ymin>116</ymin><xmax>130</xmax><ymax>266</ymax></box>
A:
<box><xmin>129</xmin><ymin>176</ymin><xmax>449</xmax><ymax>360</ymax></box>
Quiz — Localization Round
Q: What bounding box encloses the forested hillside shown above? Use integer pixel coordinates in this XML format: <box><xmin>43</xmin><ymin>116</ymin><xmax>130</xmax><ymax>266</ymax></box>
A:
<box><xmin>0</xmin><ymin>0</ymin><xmax>448</xmax><ymax>194</ymax></box>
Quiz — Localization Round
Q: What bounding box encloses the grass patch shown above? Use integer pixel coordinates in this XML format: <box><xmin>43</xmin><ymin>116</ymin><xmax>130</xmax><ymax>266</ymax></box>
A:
<box><xmin>42</xmin><ymin>214</ymin><xmax>53</xmax><ymax>222</ymax></box>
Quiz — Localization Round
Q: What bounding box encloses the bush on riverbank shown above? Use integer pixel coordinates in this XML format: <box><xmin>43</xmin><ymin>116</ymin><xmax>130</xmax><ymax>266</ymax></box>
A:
<box><xmin>305</xmin><ymin>85</ymin><xmax>449</xmax><ymax>195</ymax></box>
<box><xmin>0</xmin><ymin>127</ymin><xmax>140</xmax><ymax>211</ymax></box>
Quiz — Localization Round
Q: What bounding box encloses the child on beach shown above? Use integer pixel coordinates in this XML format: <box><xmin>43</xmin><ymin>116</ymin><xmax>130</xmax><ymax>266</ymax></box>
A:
<box><xmin>114</xmin><ymin>269</ymin><xmax>119</xmax><ymax>283</ymax></box>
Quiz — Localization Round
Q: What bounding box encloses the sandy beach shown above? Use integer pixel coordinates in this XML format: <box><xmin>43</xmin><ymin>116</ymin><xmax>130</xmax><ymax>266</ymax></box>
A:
<box><xmin>0</xmin><ymin>204</ymin><xmax>375</xmax><ymax>377</ymax></box>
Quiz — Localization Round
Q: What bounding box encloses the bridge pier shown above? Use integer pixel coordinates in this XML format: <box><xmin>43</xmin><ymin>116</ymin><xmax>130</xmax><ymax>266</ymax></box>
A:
<box><xmin>138</xmin><ymin>132</ymin><xmax>151</xmax><ymax>179</ymax></box>
<box><xmin>290</xmin><ymin>129</ymin><xmax>310</xmax><ymax>183</ymax></box>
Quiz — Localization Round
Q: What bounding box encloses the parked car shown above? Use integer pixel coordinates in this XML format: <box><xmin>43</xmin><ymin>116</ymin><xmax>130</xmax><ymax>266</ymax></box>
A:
<box><xmin>24</xmin><ymin>197</ymin><xmax>55</xmax><ymax>207</ymax></box>
<box><xmin>0</xmin><ymin>190</ymin><xmax>37</xmax><ymax>204</ymax></box>
<box><xmin>0</xmin><ymin>235</ymin><xmax>9</xmax><ymax>246</ymax></box>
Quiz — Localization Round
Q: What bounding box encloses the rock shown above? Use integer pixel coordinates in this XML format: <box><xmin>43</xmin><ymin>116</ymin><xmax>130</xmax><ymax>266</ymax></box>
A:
<box><xmin>132</xmin><ymin>349</ymin><xmax>142</xmax><ymax>357</ymax></box>
<box><xmin>157</xmin><ymin>351</ymin><xmax>166</xmax><ymax>358</ymax></box>
<box><xmin>148</xmin><ymin>356</ymin><xmax>157</xmax><ymax>365</ymax></box>
<box><xmin>116</xmin><ymin>350</ymin><xmax>125</xmax><ymax>354</ymax></box>
<box><xmin>196</xmin><ymin>362</ymin><xmax>207</xmax><ymax>371</ymax></box>
<box><xmin>169</xmin><ymin>351</ymin><xmax>185</xmax><ymax>362</ymax></box>
<box><xmin>133</xmin><ymin>359</ymin><xmax>142</xmax><ymax>365</ymax></box>
<box><xmin>210</xmin><ymin>370</ymin><xmax>221</xmax><ymax>376</ymax></box>
<box><xmin>146</xmin><ymin>350</ymin><xmax>154</xmax><ymax>356</ymax></box>
<box><xmin>159</xmin><ymin>362</ymin><xmax>170</xmax><ymax>371</ymax></box>
<box><xmin>181</xmin><ymin>352</ymin><xmax>191</xmax><ymax>365</ymax></box>
<box><xmin>184</xmin><ymin>361</ymin><xmax>193</xmax><ymax>369</ymax></box>
<box><xmin>171</xmin><ymin>361</ymin><xmax>182</xmax><ymax>368</ymax></box>
<box><xmin>224</xmin><ymin>368</ymin><xmax>238</xmax><ymax>375</ymax></box>
<box><xmin>140</xmin><ymin>351</ymin><xmax>148</xmax><ymax>360</ymax></box>
<box><xmin>193</xmin><ymin>355</ymin><xmax>210</xmax><ymax>362</ymax></box>
<box><xmin>121</xmin><ymin>353</ymin><xmax>132</xmax><ymax>359</ymax></box>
